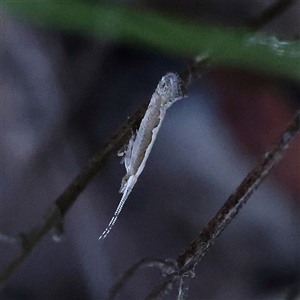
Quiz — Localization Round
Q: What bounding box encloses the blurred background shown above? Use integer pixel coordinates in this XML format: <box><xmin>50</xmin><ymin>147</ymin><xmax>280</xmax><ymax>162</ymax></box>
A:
<box><xmin>1</xmin><ymin>1</ymin><xmax>300</xmax><ymax>299</ymax></box>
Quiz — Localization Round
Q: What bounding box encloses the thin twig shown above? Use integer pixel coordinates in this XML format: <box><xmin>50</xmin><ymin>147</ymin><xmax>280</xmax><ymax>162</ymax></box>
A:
<box><xmin>144</xmin><ymin>110</ymin><xmax>300</xmax><ymax>298</ymax></box>
<box><xmin>177</xmin><ymin>110</ymin><xmax>300</xmax><ymax>271</ymax></box>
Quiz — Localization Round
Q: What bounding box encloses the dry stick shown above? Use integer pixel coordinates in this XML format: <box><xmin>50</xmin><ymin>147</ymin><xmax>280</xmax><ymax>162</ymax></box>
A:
<box><xmin>177</xmin><ymin>111</ymin><xmax>300</xmax><ymax>270</ymax></box>
<box><xmin>145</xmin><ymin>110</ymin><xmax>300</xmax><ymax>299</ymax></box>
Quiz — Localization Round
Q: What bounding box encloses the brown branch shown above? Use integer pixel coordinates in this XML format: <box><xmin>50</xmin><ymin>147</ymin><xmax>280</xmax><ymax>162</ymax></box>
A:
<box><xmin>144</xmin><ymin>110</ymin><xmax>300</xmax><ymax>299</ymax></box>
<box><xmin>177</xmin><ymin>110</ymin><xmax>300</xmax><ymax>271</ymax></box>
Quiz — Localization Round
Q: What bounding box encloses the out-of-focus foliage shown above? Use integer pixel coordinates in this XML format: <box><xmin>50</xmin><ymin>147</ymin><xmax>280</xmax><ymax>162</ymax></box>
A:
<box><xmin>3</xmin><ymin>1</ymin><xmax>300</xmax><ymax>80</ymax></box>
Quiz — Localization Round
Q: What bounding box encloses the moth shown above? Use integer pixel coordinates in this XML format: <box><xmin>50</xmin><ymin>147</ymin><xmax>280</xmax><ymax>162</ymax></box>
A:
<box><xmin>99</xmin><ymin>73</ymin><xmax>186</xmax><ymax>239</ymax></box>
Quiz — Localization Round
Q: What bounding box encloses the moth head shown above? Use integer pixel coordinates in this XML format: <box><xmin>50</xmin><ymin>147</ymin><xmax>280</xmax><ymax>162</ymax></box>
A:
<box><xmin>157</xmin><ymin>73</ymin><xmax>186</xmax><ymax>107</ymax></box>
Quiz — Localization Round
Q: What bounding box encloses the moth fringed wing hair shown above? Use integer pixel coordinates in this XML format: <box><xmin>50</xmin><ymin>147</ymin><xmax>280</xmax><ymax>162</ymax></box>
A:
<box><xmin>118</xmin><ymin>134</ymin><xmax>136</xmax><ymax>174</ymax></box>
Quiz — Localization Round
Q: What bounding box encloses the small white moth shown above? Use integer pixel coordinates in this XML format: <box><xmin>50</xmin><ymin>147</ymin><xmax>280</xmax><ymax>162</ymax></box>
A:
<box><xmin>99</xmin><ymin>73</ymin><xmax>186</xmax><ymax>239</ymax></box>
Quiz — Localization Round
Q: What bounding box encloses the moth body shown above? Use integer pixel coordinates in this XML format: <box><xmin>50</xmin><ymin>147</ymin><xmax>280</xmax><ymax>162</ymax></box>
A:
<box><xmin>99</xmin><ymin>73</ymin><xmax>186</xmax><ymax>239</ymax></box>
